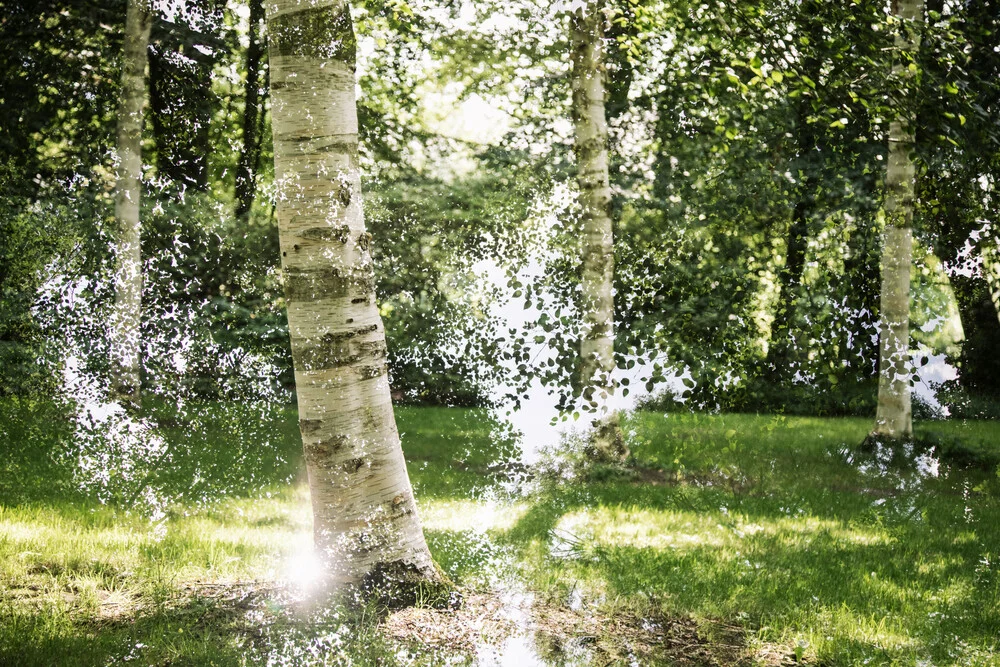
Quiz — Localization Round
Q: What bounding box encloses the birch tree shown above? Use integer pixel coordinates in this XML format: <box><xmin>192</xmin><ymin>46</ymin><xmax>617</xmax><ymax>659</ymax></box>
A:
<box><xmin>570</xmin><ymin>0</ymin><xmax>627</xmax><ymax>461</ymax></box>
<box><xmin>265</xmin><ymin>0</ymin><xmax>441</xmax><ymax>589</ymax></box>
<box><xmin>872</xmin><ymin>0</ymin><xmax>923</xmax><ymax>442</ymax></box>
<box><xmin>111</xmin><ymin>0</ymin><xmax>152</xmax><ymax>401</ymax></box>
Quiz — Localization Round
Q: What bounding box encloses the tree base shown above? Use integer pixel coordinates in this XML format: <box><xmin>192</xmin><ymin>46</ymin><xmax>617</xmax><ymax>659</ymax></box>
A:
<box><xmin>358</xmin><ymin>559</ymin><xmax>460</xmax><ymax>611</ymax></box>
<box><xmin>860</xmin><ymin>431</ymin><xmax>913</xmax><ymax>452</ymax></box>
<box><xmin>584</xmin><ymin>413</ymin><xmax>630</xmax><ymax>463</ymax></box>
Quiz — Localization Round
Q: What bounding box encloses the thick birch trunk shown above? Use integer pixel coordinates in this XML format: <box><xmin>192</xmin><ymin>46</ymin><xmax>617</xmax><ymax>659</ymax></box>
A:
<box><xmin>111</xmin><ymin>0</ymin><xmax>151</xmax><ymax>401</ymax></box>
<box><xmin>571</xmin><ymin>2</ymin><xmax>626</xmax><ymax>461</ymax></box>
<box><xmin>265</xmin><ymin>0</ymin><xmax>439</xmax><ymax>589</ymax></box>
<box><xmin>873</xmin><ymin>0</ymin><xmax>923</xmax><ymax>441</ymax></box>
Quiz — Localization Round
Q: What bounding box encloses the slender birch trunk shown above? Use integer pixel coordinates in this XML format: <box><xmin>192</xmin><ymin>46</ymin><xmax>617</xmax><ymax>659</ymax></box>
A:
<box><xmin>570</xmin><ymin>1</ymin><xmax>627</xmax><ymax>462</ymax></box>
<box><xmin>265</xmin><ymin>0</ymin><xmax>440</xmax><ymax>589</ymax></box>
<box><xmin>111</xmin><ymin>0</ymin><xmax>151</xmax><ymax>402</ymax></box>
<box><xmin>873</xmin><ymin>0</ymin><xmax>923</xmax><ymax>441</ymax></box>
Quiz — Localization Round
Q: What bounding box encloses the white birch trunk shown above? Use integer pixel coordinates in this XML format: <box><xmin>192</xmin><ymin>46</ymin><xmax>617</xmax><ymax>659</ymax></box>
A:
<box><xmin>111</xmin><ymin>0</ymin><xmax>151</xmax><ymax>401</ymax></box>
<box><xmin>874</xmin><ymin>0</ymin><xmax>923</xmax><ymax>441</ymax></box>
<box><xmin>571</xmin><ymin>1</ymin><xmax>626</xmax><ymax>461</ymax></box>
<box><xmin>265</xmin><ymin>0</ymin><xmax>439</xmax><ymax>588</ymax></box>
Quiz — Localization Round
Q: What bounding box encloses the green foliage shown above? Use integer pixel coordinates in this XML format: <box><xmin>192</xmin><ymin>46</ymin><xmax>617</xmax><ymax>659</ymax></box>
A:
<box><xmin>367</xmin><ymin>171</ymin><xmax>532</xmax><ymax>406</ymax></box>
<box><xmin>140</xmin><ymin>190</ymin><xmax>291</xmax><ymax>397</ymax></box>
<box><xmin>5</xmin><ymin>0</ymin><xmax>1000</xmax><ymax>413</ymax></box>
<box><xmin>640</xmin><ymin>377</ymin><xmax>880</xmax><ymax>418</ymax></box>
<box><xmin>916</xmin><ymin>0</ymin><xmax>1000</xmax><ymax>397</ymax></box>
<box><xmin>0</xmin><ymin>396</ymin><xmax>78</xmax><ymax>504</ymax></box>
<box><xmin>936</xmin><ymin>383</ymin><xmax>1000</xmax><ymax>421</ymax></box>
<box><xmin>602</xmin><ymin>0</ymin><xmax>894</xmax><ymax>398</ymax></box>
<box><xmin>0</xmin><ymin>167</ymin><xmax>93</xmax><ymax>395</ymax></box>
<box><xmin>0</xmin><ymin>0</ymin><xmax>124</xmax><ymax>194</ymax></box>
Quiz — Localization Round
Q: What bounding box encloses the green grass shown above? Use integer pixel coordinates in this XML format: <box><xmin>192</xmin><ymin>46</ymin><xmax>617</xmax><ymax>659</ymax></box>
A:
<box><xmin>1</xmin><ymin>399</ymin><xmax>999</xmax><ymax>665</ymax></box>
<box><xmin>512</xmin><ymin>412</ymin><xmax>1000</xmax><ymax>666</ymax></box>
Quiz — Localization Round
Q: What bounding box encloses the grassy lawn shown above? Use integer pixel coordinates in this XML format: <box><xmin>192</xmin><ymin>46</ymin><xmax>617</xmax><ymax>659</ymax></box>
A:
<box><xmin>1</xmin><ymin>399</ymin><xmax>998</xmax><ymax>665</ymax></box>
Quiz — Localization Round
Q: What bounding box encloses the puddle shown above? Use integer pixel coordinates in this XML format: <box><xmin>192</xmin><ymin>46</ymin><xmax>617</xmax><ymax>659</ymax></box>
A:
<box><xmin>380</xmin><ymin>577</ymin><xmax>740</xmax><ymax>666</ymax></box>
<box><xmin>470</xmin><ymin>587</ymin><xmax>597</xmax><ymax>666</ymax></box>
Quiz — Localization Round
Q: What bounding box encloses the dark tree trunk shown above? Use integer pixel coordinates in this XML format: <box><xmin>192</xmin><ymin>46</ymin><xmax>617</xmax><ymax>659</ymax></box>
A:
<box><xmin>952</xmin><ymin>275</ymin><xmax>1000</xmax><ymax>395</ymax></box>
<box><xmin>763</xmin><ymin>29</ymin><xmax>821</xmax><ymax>380</ymax></box>
<box><xmin>148</xmin><ymin>6</ymin><xmax>224</xmax><ymax>191</ymax></box>
<box><xmin>235</xmin><ymin>0</ymin><xmax>266</xmax><ymax>219</ymax></box>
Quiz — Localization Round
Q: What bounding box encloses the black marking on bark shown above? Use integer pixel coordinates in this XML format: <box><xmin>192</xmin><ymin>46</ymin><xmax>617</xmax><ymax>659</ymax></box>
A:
<box><xmin>351</xmin><ymin>297</ymin><xmax>368</xmax><ymax>304</ymax></box>
<box><xmin>300</xmin><ymin>418</ymin><xmax>323</xmax><ymax>436</ymax></box>
<box><xmin>278</xmin><ymin>138</ymin><xmax>359</xmax><ymax>164</ymax></box>
<box><xmin>346</xmin><ymin>318</ymin><xmax>354</xmax><ymax>324</ymax></box>
<box><xmin>362</xmin><ymin>407</ymin><xmax>379</xmax><ymax>431</ymax></box>
<box><xmin>301</xmin><ymin>225</ymin><xmax>351</xmax><ymax>243</ymax></box>
<box><xmin>268</xmin><ymin>3</ymin><xmax>357</xmax><ymax>64</ymax></box>
<box><xmin>321</xmin><ymin>324</ymin><xmax>378</xmax><ymax>343</ymax></box>
<box><xmin>284</xmin><ymin>268</ymin><xmax>375</xmax><ymax>301</ymax></box>
<box><xmin>338</xmin><ymin>183</ymin><xmax>352</xmax><ymax>207</ymax></box>
<box><xmin>344</xmin><ymin>457</ymin><xmax>366</xmax><ymax>473</ymax></box>
<box><xmin>358</xmin><ymin>363</ymin><xmax>387</xmax><ymax>380</ymax></box>
<box><xmin>357</xmin><ymin>231</ymin><xmax>372</xmax><ymax>252</ymax></box>
<box><xmin>358</xmin><ymin>339</ymin><xmax>384</xmax><ymax>357</ymax></box>
<box><xmin>303</xmin><ymin>436</ymin><xmax>350</xmax><ymax>466</ymax></box>
<box><xmin>297</xmin><ymin>335</ymin><xmax>386</xmax><ymax>371</ymax></box>
<box><xmin>389</xmin><ymin>494</ymin><xmax>413</xmax><ymax>517</ymax></box>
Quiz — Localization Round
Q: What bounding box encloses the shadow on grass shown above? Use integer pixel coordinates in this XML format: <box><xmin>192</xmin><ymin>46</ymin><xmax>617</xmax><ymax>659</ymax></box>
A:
<box><xmin>0</xmin><ymin>582</ymin><xmax>412</xmax><ymax>667</ymax></box>
<box><xmin>501</xmin><ymin>466</ymin><xmax>999</xmax><ymax>664</ymax></box>
<box><xmin>1</xmin><ymin>397</ymin><xmax>522</xmax><ymax>510</ymax></box>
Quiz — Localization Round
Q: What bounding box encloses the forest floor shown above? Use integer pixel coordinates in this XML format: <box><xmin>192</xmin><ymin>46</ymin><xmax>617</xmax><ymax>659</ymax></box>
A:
<box><xmin>1</xmin><ymin>401</ymin><xmax>999</xmax><ymax>666</ymax></box>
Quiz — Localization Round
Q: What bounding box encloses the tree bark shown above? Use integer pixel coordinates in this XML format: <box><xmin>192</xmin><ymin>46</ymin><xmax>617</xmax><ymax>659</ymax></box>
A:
<box><xmin>873</xmin><ymin>0</ymin><xmax>923</xmax><ymax>441</ymax></box>
<box><xmin>764</xmin><ymin>164</ymin><xmax>811</xmax><ymax>380</ymax></box>
<box><xmin>763</xmin><ymin>4</ymin><xmax>822</xmax><ymax>382</ymax></box>
<box><xmin>235</xmin><ymin>0</ymin><xmax>266</xmax><ymax>219</ymax></box>
<box><xmin>265</xmin><ymin>0</ymin><xmax>439</xmax><ymax>588</ymax></box>
<box><xmin>571</xmin><ymin>0</ymin><xmax>627</xmax><ymax>462</ymax></box>
<box><xmin>983</xmin><ymin>240</ymin><xmax>1000</xmax><ymax>325</ymax></box>
<box><xmin>951</xmin><ymin>273</ymin><xmax>1000</xmax><ymax>395</ymax></box>
<box><xmin>111</xmin><ymin>0</ymin><xmax>152</xmax><ymax>402</ymax></box>
<box><xmin>841</xmin><ymin>207</ymin><xmax>882</xmax><ymax>378</ymax></box>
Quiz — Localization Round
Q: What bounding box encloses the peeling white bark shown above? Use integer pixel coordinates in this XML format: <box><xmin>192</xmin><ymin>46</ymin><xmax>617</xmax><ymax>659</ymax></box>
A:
<box><xmin>874</xmin><ymin>0</ymin><xmax>923</xmax><ymax>440</ymax></box>
<box><xmin>111</xmin><ymin>0</ymin><xmax>151</xmax><ymax>400</ymax></box>
<box><xmin>266</xmin><ymin>0</ymin><xmax>438</xmax><ymax>586</ymax></box>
